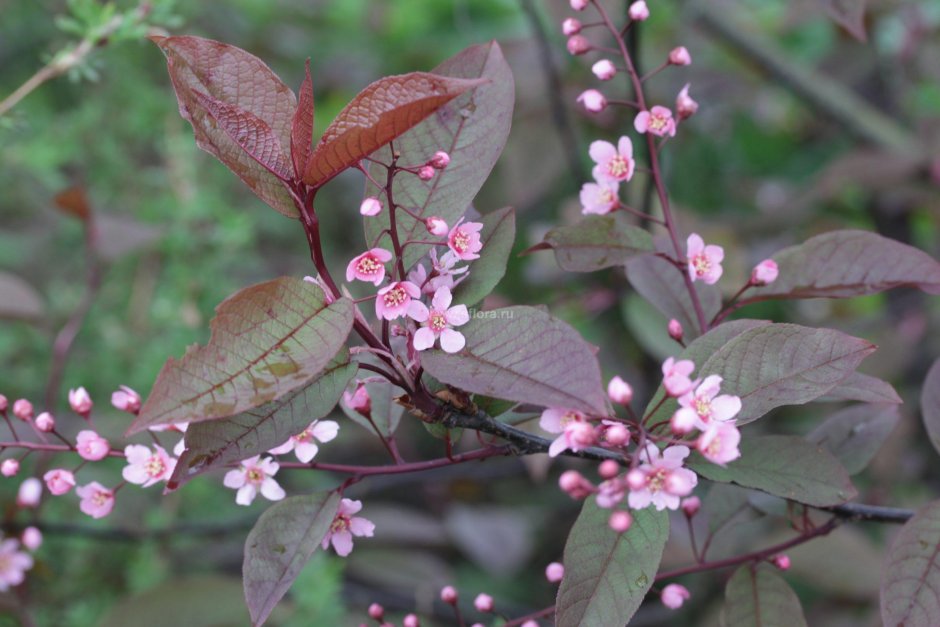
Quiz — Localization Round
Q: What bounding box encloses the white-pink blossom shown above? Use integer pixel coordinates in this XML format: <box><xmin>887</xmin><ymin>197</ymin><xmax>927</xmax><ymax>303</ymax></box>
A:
<box><xmin>668</xmin><ymin>46</ymin><xmax>692</xmax><ymax>66</ymax></box>
<box><xmin>122</xmin><ymin>444</ymin><xmax>177</xmax><ymax>487</ymax></box>
<box><xmin>634</xmin><ymin>106</ymin><xmax>677</xmax><ymax>138</ymax></box>
<box><xmin>43</xmin><ymin>469</ymin><xmax>75</xmax><ymax>496</ymax></box>
<box><xmin>608</xmin><ymin>510</ymin><xmax>632</xmax><ymax>533</ymax></box>
<box><xmin>570</xmin><ymin>0</ymin><xmax>588</xmax><ymax>11</ymax></box>
<box><xmin>592</xmin><ymin>59</ymin><xmax>617</xmax><ymax>81</ymax></box>
<box><xmin>628</xmin><ymin>1</ymin><xmax>649</xmax><ymax>20</ymax></box>
<box><xmin>751</xmin><ymin>259</ymin><xmax>779</xmax><ymax>285</ymax></box>
<box><xmin>567</xmin><ymin>35</ymin><xmax>590</xmax><ymax>56</ymax></box>
<box><xmin>662</xmin><ymin>357</ymin><xmax>696</xmax><ymax>397</ymax></box>
<box><xmin>359</xmin><ymin>196</ymin><xmax>383</xmax><ymax>216</ymax></box>
<box><xmin>425</xmin><ymin>216</ymin><xmax>448</xmax><ymax>236</ymax></box>
<box><xmin>673</xmin><ymin>375</ymin><xmax>741</xmax><ymax>431</ymax></box>
<box><xmin>12</xmin><ymin>399</ymin><xmax>32</xmax><ymax>422</ymax></box>
<box><xmin>1</xmin><ymin>460</ymin><xmax>18</xmax><ymax>477</ymax></box>
<box><xmin>68</xmin><ymin>387</ymin><xmax>93</xmax><ymax>416</ymax></box>
<box><xmin>562</xmin><ymin>17</ymin><xmax>581</xmax><ymax>36</ymax></box>
<box><xmin>0</xmin><ymin>540</ymin><xmax>33</xmax><ymax>591</ymax></box>
<box><xmin>342</xmin><ymin>382</ymin><xmax>371</xmax><ymax>417</ymax></box>
<box><xmin>661</xmin><ymin>583</ymin><xmax>690</xmax><ymax>609</ymax></box>
<box><xmin>21</xmin><ymin>527</ymin><xmax>41</xmax><ymax>551</ymax></box>
<box><xmin>676</xmin><ymin>84</ymin><xmax>698</xmax><ymax>120</ymax></box>
<box><xmin>429</xmin><ymin>151</ymin><xmax>450</xmax><ymax>169</ymax></box>
<box><xmin>577</xmin><ymin>89</ymin><xmax>607</xmax><ymax>113</ymax></box>
<box><xmin>686</xmin><ymin>233</ymin><xmax>724</xmax><ymax>284</ymax></box>
<box><xmin>375</xmin><ymin>281</ymin><xmax>421</xmax><ymax>321</ymax></box>
<box><xmin>111</xmin><ymin>385</ymin><xmax>142</xmax><ymax>413</ymax></box>
<box><xmin>410</xmin><ymin>286</ymin><xmax>470</xmax><ymax>353</ymax></box>
<box><xmin>590</xmin><ymin>136</ymin><xmax>635</xmax><ymax>184</ymax></box>
<box><xmin>16</xmin><ymin>478</ymin><xmax>41</xmax><ymax>508</ymax></box>
<box><xmin>627</xmin><ymin>444</ymin><xmax>698</xmax><ymax>511</ymax></box>
<box><xmin>607</xmin><ymin>376</ymin><xmax>633</xmax><ymax>405</ymax></box>
<box><xmin>696</xmin><ymin>421</ymin><xmax>742</xmax><ymax>465</ymax></box>
<box><xmin>345</xmin><ymin>248</ymin><xmax>393</xmax><ymax>286</ymax></box>
<box><xmin>268</xmin><ymin>419</ymin><xmax>339</xmax><ymax>463</ymax></box>
<box><xmin>447</xmin><ymin>218</ymin><xmax>484</xmax><ymax>260</ymax></box>
<box><xmin>579</xmin><ymin>180</ymin><xmax>619</xmax><ymax>215</ymax></box>
<box><xmin>545</xmin><ymin>562</ymin><xmax>565</xmax><ymax>582</ymax></box>
<box><xmin>76</xmin><ymin>482</ymin><xmax>115</xmax><ymax>518</ymax></box>
<box><xmin>223</xmin><ymin>456</ymin><xmax>285</xmax><ymax>506</ymax></box>
<box><xmin>34</xmin><ymin>412</ymin><xmax>55</xmax><ymax>432</ymax></box>
<box><xmin>75</xmin><ymin>430</ymin><xmax>110</xmax><ymax>461</ymax></box>
<box><xmin>540</xmin><ymin>408</ymin><xmax>596</xmax><ymax>457</ymax></box>
<box><xmin>322</xmin><ymin>498</ymin><xmax>374</xmax><ymax>557</ymax></box>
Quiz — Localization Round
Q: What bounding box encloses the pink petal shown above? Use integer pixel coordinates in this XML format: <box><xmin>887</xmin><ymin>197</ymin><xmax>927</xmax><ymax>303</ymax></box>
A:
<box><xmin>548</xmin><ymin>435</ymin><xmax>569</xmax><ymax>457</ymax></box>
<box><xmin>122</xmin><ymin>464</ymin><xmax>150</xmax><ymax>485</ymax></box>
<box><xmin>312</xmin><ymin>420</ymin><xmax>339</xmax><ymax>442</ymax></box>
<box><xmin>413</xmin><ymin>327</ymin><xmax>436</xmax><ymax>351</ymax></box>
<box><xmin>617</xmin><ymin>135</ymin><xmax>634</xmax><ymax>159</ymax></box>
<box><xmin>539</xmin><ymin>408</ymin><xmax>565</xmax><ymax>433</ymax></box>
<box><xmin>124</xmin><ymin>444</ymin><xmax>151</xmax><ymax>465</ymax></box>
<box><xmin>408</xmin><ymin>300</ymin><xmax>429</xmax><ymax>322</ymax></box>
<box><xmin>340</xmin><ymin>498</ymin><xmax>362</xmax><ymax>515</ymax></box>
<box><xmin>331</xmin><ymin>531</ymin><xmax>354</xmax><ymax>557</ymax></box>
<box><xmin>345</xmin><ymin>258</ymin><xmax>357</xmax><ymax>282</ymax></box>
<box><xmin>267</xmin><ymin>440</ymin><xmax>294</xmax><ymax>456</ymax></box>
<box><xmin>439</xmin><ymin>329</ymin><xmax>465</xmax><ymax>353</ymax></box>
<box><xmin>349</xmin><ymin>516</ymin><xmax>375</xmax><ymax>537</ymax></box>
<box><xmin>236</xmin><ymin>484</ymin><xmax>257</xmax><ymax>506</ymax></box>
<box><xmin>710</xmin><ymin>395</ymin><xmax>742</xmax><ymax>422</ymax></box>
<box><xmin>445</xmin><ymin>304</ymin><xmax>470</xmax><ymax>327</ymax></box>
<box><xmin>705</xmin><ymin>244</ymin><xmax>725</xmax><ymax>263</ymax></box>
<box><xmin>634</xmin><ymin>111</ymin><xmax>650</xmax><ymax>133</ymax></box>
<box><xmin>370</xmin><ymin>248</ymin><xmax>393</xmax><ymax>262</ymax></box>
<box><xmin>588</xmin><ymin>140</ymin><xmax>616</xmax><ymax>165</ymax></box>
<box><xmin>223</xmin><ymin>469</ymin><xmax>246</xmax><ymax>489</ymax></box>
<box><xmin>260</xmin><ymin>478</ymin><xmax>285</xmax><ymax>501</ymax></box>
<box><xmin>431</xmin><ymin>286</ymin><xmax>452</xmax><ymax>311</ymax></box>
<box><xmin>686</xmin><ymin>233</ymin><xmax>704</xmax><ymax>257</ymax></box>
<box><xmin>294</xmin><ymin>442</ymin><xmax>319</xmax><ymax>463</ymax></box>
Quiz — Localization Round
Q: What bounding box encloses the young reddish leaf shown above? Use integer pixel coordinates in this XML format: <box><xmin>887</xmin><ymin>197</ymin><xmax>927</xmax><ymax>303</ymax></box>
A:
<box><xmin>819</xmin><ymin>371</ymin><xmax>902</xmax><ymax>404</ymax></box>
<box><xmin>450</xmin><ymin>207</ymin><xmax>515</xmax><ymax>306</ymax></box>
<box><xmin>691</xmin><ymin>435</ymin><xmax>857</xmax><ymax>506</ymax></box>
<box><xmin>745</xmin><ymin>230</ymin><xmax>940</xmax><ymax>303</ymax></box>
<box><xmin>881</xmin><ymin>499</ymin><xmax>940</xmax><ymax>627</ymax></box>
<box><xmin>290</xmin><ymin>59</ymin><xmax>314</xmax><ymax>179</ymax></box>
<box><xmin>555</xmin><ymin>499</ymin><xmax>668</xmax><ymax>627</ymax></box>
<box><xmin>921</xmin><ymin>358</ymin><xmax>940</xmax><ymax>458</ymax></box>
<box><xmin>340</xmin><ymin>378</ymin><xmax>404</xmax><ymax>439</ymax></box>
<box><xmin>420</xmin><ymin>306</ymin><xmax>608</xmax><ymax>415</ymax></box>
<box><xmin>128</xmin><ymin>277</ymin><xmax>353</xmax><ymax>434</ymax></box>
<box><xmin>535</xmin><ymin>213</ymin><xmax>654</xmax><ymax>272</ymax></box>
<box><xmin>243</xmin><ymin>492</ymin><xmax>341</xmax><ymax>627</ymax></box>
<box><xmin>721</xmin><ymin>563</ymin><xmax>808</xmax><ymax>627</ymax></box>
<box><xmin>363</xmin><ymin>42</ymin><xmax>514</xmax><ymax>270</ymax></box>
<box><xmin>152</xmin><ymin>35</ymin><xmax>299</xmax><ymax>216</ymax></box>
<box><xmin>302</xmin><ymin>72</ymin><xmax>485</xmax><ymax>187</ymax></box>
<box><xmin>167</xmin><ymin>353</ymin><xmax>355</xmax><ymax>490</ymax></box>
<box><xmin>807</xmin><ymin>404</ymin><xmax>899</xmax><ymax>474</ymax></box>
<box><xmin>625</xmin><ymin>252</ymin><xmax>721</xmax><ymax>340</ymax></box>
<box><xmin>191</xmin><ymin>90</ymin><xmax>293</xmax><ymax>180</ymax></box>
<box><xmin>818</xmin><ymin>0</ymin><xmax>867</xmax><ymax>42</ymax></box>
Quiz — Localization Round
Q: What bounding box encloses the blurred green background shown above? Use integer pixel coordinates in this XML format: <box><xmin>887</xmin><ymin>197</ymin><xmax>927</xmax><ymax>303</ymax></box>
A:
<box><xmin>2</xmin><ymin>0</ymin><xmax>940</xmax><ymax>625</ymax></box>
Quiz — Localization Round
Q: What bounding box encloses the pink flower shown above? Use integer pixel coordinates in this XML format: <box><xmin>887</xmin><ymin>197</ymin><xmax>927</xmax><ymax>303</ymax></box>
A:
<box><xmin>410</xmin><ymin>286</ymin><xmax>470</xmax><ymax>353</ymax></box>
<box><xmin>676</xmin><ymin>83</ymin><xmax>698</xmax><ymax>120</ymax></box>
<box><xmin>223</xmin><ymin>456</ymin><xmax>285</xmax><ymax>506</ymax></box>
<box><xmin>540</xmin><ymin>408</ymin><xmax>595</xmax><ymax>457</ymax></box>
<box><xmin>429</xmin><ymin>151</ymin><xmax>450</xmax><ymax>169</ymax></box>
<box><xmin>425</xmin><ymin>216</ymin><xmax>448</xmax><ymax>236</ymax></box>
<box><xmin>474</xmin><ymin>593</ymin><xmax>494</xmax><ymax>613</ymax></box>
<box><xmin>322</xmin><ymin>498</ymin><xmax>374</xmax><ymax>557</ymax></box>
<box><xmin>627</xmin><ymin>444</ymin><xmax>698</xmax><ymax>511</ymax></box>
<box><xmin>345</xmin><ymin>248</ymin><xmax>393</xmax><ymax>286</ymax></box>
<box><xmin>342</xmin><ymin>382</ymin><xmax>371</xmax><ymax>417</ymax></box>
<box><xmin>403</xmin><ymin>614</ymin><xmax>420</xmax><ymax>627</ymax></box>
<box><xmin>607</xmin><ymin>376</ymin><xmax>633</xmax><ymax>405</ymax></box>
<box><xmin>596</xmin><ymin>477</ymin><xmax>625</xmax><ymax>508</ymax></box>
<box><xmin>696</xmin><ymin>421</ymin><xmax>742</xmax><ymax>465</ymax></box>
<box><xmin>590</xmin><ymin>136</ymin><xmax>635</xmax><ymax>184</ymax></box>
<box><xmin>592</xmin><ymin>59</ymin><xmax>617</xmax><ymax>81</ymax></box>
<box><xmin>368</xmin><ymin>603</ymin><xmax>384</xmax><ymax>620</ymax></box>
<box><xmin>579</xmin><ymin>180</ymin><xmax>619</xmax><ymax>215</ymax></box>
<box><xmin>1</xmin><ymin>460</ymin><xmax>19</xmax><ymax>477</ymax></box>
<box><xmin>668</xmin><ymin>46</ymin><xmax>692</xmax><ymax>66</ymax></box>
<box><xmin>570</xmin><ymin>0</ymin><xmax>588</xmax><ymax>11</ymax></box>
<box><xmin>75</xmin><ymin>430</ymin><xmax>110</xmax><ymax>461</ymax></box>
<box><xmin>68</xmin><ymin>387</ymin><xmax>93</xmax><ymax>416</ymax></box>
<box><xmin>43</xmin><ymin>469</ymin><xmax>75</xmax><ymax>495</ymax></box>
<box><xmin>111</xmin><ymin>385</ymin><xmax>141</xmax><ymax>413</ymax></box>
<box><xmin>375</xmin><ymin>281</ymin><xmax>421</xmax><ymax>321</ymax></box>
<box><xmin>668</xmin><ymin>319</ymin><xmax>684</xmax><ymax>341</ymax></box>
<box><xmin>628</xmin><ymin>0</ymin><xmax>649</xmax><ymax>20</ymax></box>
<box><xmin>418</xmin><ymin>165</ymin><xmax>436</xmax><ymax>180</ymax></box>
<box><xmin>608</xmin><ymin>510</ymin><xmax>632</xmax><ymax>533</ymax></box>
<box><xmin>545</xmin><ymin>562</ymin><xmax>565</xmax><ymax>582</ymax></box>
<box><xmin>21</xmin><ymin>527</ymin><xmax>42</xmax><ymax>551</ymax></box>
<box><xmin>17</xmin><ymin>478</ymin><xmax>41</xmax><ymax>508</ymax></box>
<box><xmin>268</xmin><ymin>419</ymin><xmax>339</xmax><ymax>463</ymax></box>
<box><xmin>773</xmin><ymin>554</ymin><xmax>791</xmax><ymax>570</ymax></box>
<box><xmin>359</xmin><ymin>196</ymin><xmax>382</xmax><ymax>216</ymax></box>
<box><xmin>447</xmin><ymin>218</ymin><xmax>484</xmax><ymax>260</ymax></box>
<box><xmin>634</xmin><ymin>106</ymin><xmax>677</xmax><ymax>138</ymax></box>
<box><xmin>408</xmin><ymin>250</ymin><xmax>469</xmax><ymax>296</ymax></box>
<box><xmin>0</xmin><ymin>540</ymin><xmax>33</xmax><ymax>591</ymax></box>
<box><xmin>122</xmin><ymin>444</ymin><xmax>176</xmax><ymax>487</ymax></box>
<box><xmin>751</xmin><ymin>259</ymin><xmax>779</xmax><ymax>285</ymax></box>
<box><xmin>662</xmin><ymin>357</ymin><xmax>696</xmax><ymax>397</ymax></box>
<box><xmin>76</xmin><ymin>482</ymin><xmax>115</xmax><ymax>518</ymax></box>
<box><xmin>661</xmin><ymin>583</ymin><xmax>690</xmax><ymax>609</ymax></box>
<box><xmin>686</xmin><ymin>233</ymin><xmax>724</xmax><ymax>284</ymax></box>
<box><xmin>673</xmin><ymin>375</ymin><xmax>741</xmax><ymax>431</ymax></box>
<box><xmin>681</xmin><ymin>496</ymin><xmax>701</xmax><ymax>517</ymax></box>
<box><xmin>566</xmin><ymin>35</ymin><xmax>590</xmax><ymax>56</ymax></box>
<box><xmin>34</xmin><ymin>412</ymin><xmax>55</xmax><ymax>432</ymax></box>
<box><xmin>577</xmin><ymin>89</ymin><xmax>607</xmax><ymax>113</ymax></box>
<box><xmin>562</xmin><ymin>17</ymin><xmax>581</xmax><ymax>36</ymax></box>
<box><xmin>559</xmin><ymin>470</ymin><xmax>594</xmax><ymax>499</ymax></box>
<box><xmin>12</xmin><ymin>399</ymin><xmax>33</xmax><ymax>422</ymax></box>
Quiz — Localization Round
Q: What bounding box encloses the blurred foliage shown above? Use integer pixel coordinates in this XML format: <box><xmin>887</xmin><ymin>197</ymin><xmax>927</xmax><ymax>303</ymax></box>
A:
<box><xmin>1</xmin><ymin>0</ymin><xmax>940</xmax><ymax>625</ymax></box>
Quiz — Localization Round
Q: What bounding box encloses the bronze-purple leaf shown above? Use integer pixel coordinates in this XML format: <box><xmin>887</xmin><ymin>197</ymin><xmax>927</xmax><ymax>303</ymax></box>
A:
<box><xmin>128</xmin><ymin>277</ymin><xmax>353</xmax><ymax>435</ymax></box>
<box><xmin>881</xmin><ymin>499</ymin><xmax>940</xmax><ymax>627</ymax></box>
<box><xmin>290</xmin><ymin>59</ymin><xmax>315</xmax><ymax>179</ymax></box>
<box><xmin>721</xmin><ymin>563</ymin><xmax>808</xmax><ymax>626</ymax></box>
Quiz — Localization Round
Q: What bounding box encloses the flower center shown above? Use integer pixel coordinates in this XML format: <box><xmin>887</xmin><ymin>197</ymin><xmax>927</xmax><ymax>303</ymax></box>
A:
<box><xmin>704</xmin><ymin>434</ymin><xmax>723</xmax><ymax>456</ymax></box>
<box><xmin>692</xmin><ymin>254</ymin><xmax>711</xmax><ymax>277</ymax></box>
<box><xmin>650</xmin><ymin>114</ymin><xmax>667</xmax><ymax>131</ymax></box>
<box><xmin>247</xmin><ymin>468</ymin><xmax>264</xmax><ymax>484</ymax></box>
<box><xmin>145</xmin><ymin>455</ymin><xmax>166</xmax><ymax>478</ymax></box>
<box><xmin>383</xmin><ymin>285</ymin><xmax>407</xmax><ymax>307</ymax></box>
<box><xmin>693</xmin><ymin>397</ymin><xmax>712</xmax><ymax>421</ymax></box>
<box><xmin>331</xmin><ymin>515</ymin><xmax>350</xmax><ymax>533</ymax></box>
<box><xmin>429</xmin><ymin>311</ymin><xmax>447</xmax><ymax>332</ymax></box>
<box><xmin>607</xmin><ymin>155</ymin><xmax>630</xmax><ymax>179</ymax></box>
<box><xmin>92</xmin><ymin>490</ymin><xmax>109</xmax><ymax>507</ymax></box>
<box><xmin>648</xmin><ymin>468</ymin><xmax>667</xmax><ymax>493</ymax></box>
<box><xmin>452</xmin><ymin>230</ymin><xmax>470</xmax><ymax>253</ymax></box>
<box><xmin>560</xmin><ymin>411</ymin><xmax>582</xmax><ymax>427</ymax></box>
<box><xmin>356</xmin><ymin>255</ymin><xmax>382</xmax><ymax>276</ymax></box>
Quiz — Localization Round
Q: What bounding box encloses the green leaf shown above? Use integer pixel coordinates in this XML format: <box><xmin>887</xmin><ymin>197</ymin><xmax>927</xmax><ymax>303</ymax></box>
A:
<box><xmin>555</xmin><ymin>499</ymin><xmax>668</xmax><ymax>627</ymax></box>
<box><xmin>921</xmin><ymin>358</ymin><xmax>940</xmax><ymax>458</ymax></box>
<box><xmin>689</xmin><ymin>435</ymin><xmax>857</xmax><ymax>506</ymax></box>
<box><xmin>451</xmin><ymin>206</ymin><xmax>515</xmax><ymax>306</ymax></box>
<box><xmin>364</xmin><ymin>42</ymin><xmax>514</xmax><ymax>270</ymax></box>
<box><xmin>538</xmin><ymin>213</ymin><xmax>653</xmax><ymax>272</ymax></box>
<box><xmin>420</xmin><ymin>306</ymin><xmax>608</xmax><ymax>415</ymax></box>
<box><xmin>721</xmin><ymin>564</ymin><xmax>808</xmax><ymax>627</ymax></box>
<box><xmin>807</xmin><ymin>403</ymin><xmax>899</xmax><ymax>474</ymax></box>
<box><xmin>129</xmin><ymin>277</ymin><xmax>354</xmax><ymax>434</ymax></box>
<box><xmin>243</xmin><ymin>492</ymin><xmax>341</xmax><ymax>627</ymax></box>
<box><xmin>881</xmin><ymin>499</ymin><xmax>940</xmax><ymax>627</ymax></box>
<box><xmin>167</xmin><ymin>352</ymin><xmax>355</xmax><ymax>489</ymax></box>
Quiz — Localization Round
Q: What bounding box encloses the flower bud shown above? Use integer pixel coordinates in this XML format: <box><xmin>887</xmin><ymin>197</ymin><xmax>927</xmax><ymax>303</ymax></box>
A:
<box><xmin>668</xmin><ymin>319</ymin><xmax>684</xmax><ymax>341</ymax></box>
<box><xmin>592</xmin><ymin>59</ymin><xmax>617</xmax><ymax>81</ymax></box>
<box><xmin>676</xmin><ymin>84</ymin><xmax>699</xmax><ymax>120</ymax></box>
<box><xmin>598</xmin><ymin>459</ymin><xmax>620</xmax><ymax>479</ymax></box>
<box><xmin>17</xmin><ymin>478</ymin><xmax>42</xmax><ymax>508</ymax></box>
<box><xmin>562</xmin><ymin>17</ymin><xmax>581</xmax><ymax>36</ymax></box>
<box><xmin>608</xmin><ymin>510</ymin><xmax>632</xmax><ymax>533</ymax></box>
<box><xmin>440</xmin><ymin>585</ymin><xmax>458</xmax><ymax>605</ymax></box>
<box><xmin>604</xmin><ymin>423</ymin><xmax>630</xmax><ymax>446</ymax></box>
<box><xmin>12</xmin><ymin>399</ymin><xmax>33</xmax><ymax>422</ymax></box>
<box><xmin>628</xmin><ymin>1</ymin><xmax>649</xmax><ymax>21</ymax></box>
<box><xmin>343</xmin><ymin>382</ymin><xmax>372</xmax><ymax>418</ymax></box>
<box><xmin>22</xmin><ymin>526</ymin><xmax>42</xmax><ymax>551</ymax></box>
<box><xmin>418</xmin><ymin>165</ymin><xmax>436</xmax><ymax>181</ymax></box>
<box><xmin>681</xmin><ymin>496</ymin><xmax>701</xmax><ymax>517</ymax></box>
<box><xmin>570</xmin><ymin>0</ymin><xmax>588</xmax><ymax>10</ymax></box>
<box><xmin>35</xmin><ymin>412</ymin><xmax>55</xmax><ymax>432</ymax></box>
<box><xmin>429</xmin><ymin>151</ymin><xmax>450</xmax><ymax>169</ymax></box>
<box><xmin>607</xmin><ymin>376</ymin><xmax>633</xmax><ymax>405</ymax></box>
<box><xmin>68</xmin><ymin>387</ymin><xmax>93</xmax><ymax>417</ymax></box>
<box><xmin>751</xmin><ymin>259</ymin><xmax>779</xmax><ymax>286</ymax></box>
<box><xmin>668</xmin><ymin>46</ymin><xmax>692</xmax><ymax>66</ymax></box>
<box><xmin>425</xmin><ymin>216</ymin><xmax>448</xmax><ymax>236</ymax></box>
<box><xmin>626</xmin><ymin>468</ymin><xmax>646</xmax><ymax>491</ymax></box>
<box><xmin>559</xmin><ymin>470</ymin><xmax>594</xmax><ymax>499</ymax></box>
<box><xmin>368</xmin><ymin>603</ymin><xmax>384</xmax><ymax>620</ymax></box>
<box><xmin>360</xmin><ymin>197</ymin><xmax>383</xmax><ymax>217</ymax></box>
<box><xmin>0</xmin><ymin>394</ymin><xmax>7</xmax><ymax>412</ymax></box>
<box><xmin>403</xmin><ymin>615</ymin><xmax>420</xmax><ymax>627</ymax></box>
<box><xmin>545</xmin><ymin>562</ymin><xmax>565</xmax><ymax>583</ymax></box>
<box><xmin>661</xmin><ymin>584</ymin><xmax>690</xmax><ymax>609</ymax></box>
<box><xmin>566</xmin><ymin>35</ymin><xmax>590</xmax><ymax>56</ymax></box>
<box><xmin>474</xmin><ymin>593</ymin><xmax>494</xmax><ymax>613</ymax></box>
<box><xmin>43</xmin><ymin>468</ymin><xmax>76</xmax><ymax>496</ymax></box>
<box><xmin>1</xmin><ymin>459</ymin><xmax>20</xmax><ymax>477</ymax></box>
<box><xmin>773</xmin><ymin>554</ymin><xmax>791</xmax><ymax>570</ymax></box>
<box><xmin>521</xmin><ymin>622</ymin><xmax>539</xmax><ymax>627</ymax></box>
<box><xmin>577</xmin><ymin>89</ymin><xmax>607</xmax><ymax>113</ymax></box>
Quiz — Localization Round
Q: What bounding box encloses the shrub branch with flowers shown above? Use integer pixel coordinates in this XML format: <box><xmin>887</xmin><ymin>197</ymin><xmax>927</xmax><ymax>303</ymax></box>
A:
<box><xmin>5</xmin><ymin>1</ymin><xmax>940</xmax><ymax>626</ymax></box>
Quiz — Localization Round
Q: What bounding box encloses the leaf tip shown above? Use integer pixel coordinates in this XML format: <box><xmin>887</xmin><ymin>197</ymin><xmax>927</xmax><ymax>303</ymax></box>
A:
<box><xmin>519</xmin><ymin>242</ymin><xmax>552</xmax><ymax>257</ymax></box>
